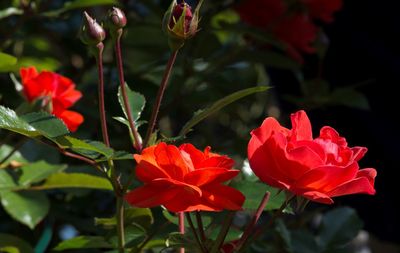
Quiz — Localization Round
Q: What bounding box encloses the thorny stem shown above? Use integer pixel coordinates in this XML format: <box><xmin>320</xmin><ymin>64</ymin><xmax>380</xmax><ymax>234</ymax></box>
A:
<box><xmin>196</xmin><ymin>211</ymin><xmax>206</xmax><ymax>241</ymax></box>
<box><xmin>234</xmin><ymin>191</ymin><xmax>271</xmax><ymax>252</ymax></box>
<box><xmin>143</xmin><ymin>50</ymin><xmax>178</xmax><ymax>148</ymax></box>
<box><xmin>114</xmin><ymin>29</ymin><xmax>142</xmax><ymax>152</ymax></box>
<box><xmin>186</xmin><ymin>213</ymin><xmax>208</xmax><ymax>253</ymax></box>
<box><xmin>179</xmin><ymin>212</ymin><xmax>185</xmax><ymax>253</ymax></box>
<box><xmin>95</xmin><ymin>42</ymin><xmax>110</xmax><ymax>147</ymax></box>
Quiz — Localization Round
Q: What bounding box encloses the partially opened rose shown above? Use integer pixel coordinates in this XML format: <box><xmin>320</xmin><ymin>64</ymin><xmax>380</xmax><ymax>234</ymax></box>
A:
<box><xmin>20</xmin><ymin>66</ymin><xmax>84</xmax><ymax>132</ymax></box>
<box><xmin>248</xmin><ymin>110</ymin><xmax>376</xmax><ymax>204</ymax></box>
<box><xmin>125</xmin><ymin>142</ymin><xmax>245</xmax><ymax>212</ymax></box>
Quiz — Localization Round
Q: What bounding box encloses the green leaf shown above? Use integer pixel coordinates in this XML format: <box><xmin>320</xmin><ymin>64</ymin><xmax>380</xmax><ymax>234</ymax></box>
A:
<box><xmin>55</xmin><ymin>136</ymin><xmax>113</xmax><ymax>159</ymax></box>
<box><xmin>319</xmin><ymin>207</ymin><xmax>363</xmax><ymax>250</ymax></box>
<box><xmin>110</xmin><ymin>224</ymin><xmax>147</xmax><ymax>248</ymax></box>
<box><xmin>0</xmin><ymin>106</ymin><xmax>37</xmax><ymax>137</ymax></box>
<box><xmin>166</xmin><ymin>232</ymin><xmax>200</xmax><ymax>252</ymax></box>
<box><xmin>0</xmin><ymin>145</ymin><xmax>27</xmax><ymax>169</ymax></box>
<box><xmin>179</xmin><ymin>86</ymin><xmax>269</xmax><ymax>136</ymax></box>
<box><xmin>0</xmin><ymin>234</ymin><xmax>34</xmax><ymax>253</ymax></box>
<box><xmin>275</xmin><ymin>219</ymin><xmax>293</xmax><ymax>252</ymax></box>
<box><xmin>21</xmin><ymin>111</ymin><xmax>69</xmax><ymax>138</ymax></box>
<box><xmin>0</xmin><ymin>52</ymin><xmax>17</xmax><ymax>72</ymax></box>
<box><xmin>0</xmin><ymin>191</ymin><xmax>49</xmax><ymax>229</ymax></box>
<box><xmin>95</xmin><ymin>150</ymin><xmax>134</xmax><ymax>162</ymax></box>
<box><xmin>0</xmin><ymin>169</ymin><xmax>16</xmax><ymax>191</ymax></box>
<box><xmin>18</xmin><ymin>161</ymin><xmax>67</xmax><ymax>186</ymax></box>
<box><xmin>42</xmin><ymin>0</ymin><xmax>117</xmax><ymax>17</ymax></box>
<box><xmin>39</xmin><ymin>172</ymin><xmax>113</xmax><ymax>191</ymax></box>
<box><xmin>96</xmin><ymin>207</ymin><xmax>153</xmax><ymax>230</ymax></box>
<box><xmin>117</xmin><ymin>85</ymin><xmax>146</xmax><ymax>123</ymax></box>
<box><xmin>231</xmin><ymin>181</ymin><xmax>286</xmax><ymax>210</ymax></box>
<box><xmin>0</xmin><ymin>7</ymin><xmax>23</xmax><ymax>19</ymax></box>
<box><xmin>290</xmin><ymin>230</ymin><xmax>319</xmax><ymax>253</ymax></box>
<box><xmin>53</xmin><ymin>236</ymin><xmax>113</xmax><ymax>251</ymax></box>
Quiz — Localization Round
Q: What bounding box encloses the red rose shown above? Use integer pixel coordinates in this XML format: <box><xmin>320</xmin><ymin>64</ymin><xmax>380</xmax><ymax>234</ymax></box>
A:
<box><xmin>248</xmin><ymin>110</ymin><xmax>376</xmax><ymax>204</ymax></box>
<box><xmin>125</xmin><ymin>142</ymin><xmax>245</xmax><ymax>212</ymax></box>
<box><xmin>20</xmin><ymin>67</ymin><xmax>84</xmax><ymax>132</ymax></box>
<box><xmin>235</xmin><ymin>0</ymin><xmax>317</xmax><ymax>60</ymax></box>
<box><xmin>301</xmin><ymin>0</ymin><xmax>343</xmax><ymax>23</ymax></box>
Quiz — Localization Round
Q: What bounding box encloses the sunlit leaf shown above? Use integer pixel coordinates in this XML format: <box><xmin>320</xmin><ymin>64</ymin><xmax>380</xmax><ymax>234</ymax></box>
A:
<box><xmin>0</xmin><ymin>234</ymin><xmax>33</xmax><ymax>253</ymax></box>
<box><xmin>38</xmin><ymin>173</ymin><xmax>113</xmax><ymax>191</ymax></box>
<box><xmin>0</xmin><ymin>52</ymin><xmax>17</xmax><ymax>72</ymax></box>
<box><xmin>53</xmin><ymin>236</ymin><xmax>112</xmax><ymax>251</ymax></box>
<box><xmin>0</xmin><ymin>7</ymin><xmax>23</xmax><ymax>19</ymax></box>
<box><xmin>179</xmin><ymin>86</ymin><xmax>269</xmax><ymax>136</ymax></box>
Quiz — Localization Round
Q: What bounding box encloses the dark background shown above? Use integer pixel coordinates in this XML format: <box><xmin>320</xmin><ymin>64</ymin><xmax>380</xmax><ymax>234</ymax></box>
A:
<box><xmin>310</xmin><ymin>0</ymin><xmax>398</xmax><ymax>243</ymax></box>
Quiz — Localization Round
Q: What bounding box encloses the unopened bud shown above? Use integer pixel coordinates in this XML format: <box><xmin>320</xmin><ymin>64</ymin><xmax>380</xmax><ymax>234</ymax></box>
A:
<box><xmin>162</xmin><ymin>0</ymin><xmax>202</xmax><ymax>50</ymax></box>
<box><xmin>109</xmin><ymin>7</ymin><xmax>127</xmax><ymax>29</ymax></box>
<box><xmin>80</xmin><ymin>11</ymin><xmax>106</xmax><ymax>46</ymax></box>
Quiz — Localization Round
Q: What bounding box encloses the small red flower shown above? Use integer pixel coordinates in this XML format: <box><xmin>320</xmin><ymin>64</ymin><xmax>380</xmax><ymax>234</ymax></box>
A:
<box><xmin>20</xmin><ymin>67</ymin><xmax>84</xmax><ymax>132</ymax></box>
<box><xmin>248</xmin><ymin>110</ymin><xmax>377</xmax><ymax>204</ymax></box>
<box><xmin>125</xmin><ymin>142</ymin><xmax>245</xmax><ymax>212</ymax></box>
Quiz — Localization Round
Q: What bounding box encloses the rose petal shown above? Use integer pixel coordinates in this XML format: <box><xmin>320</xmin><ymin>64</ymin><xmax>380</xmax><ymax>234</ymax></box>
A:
<box><xmin>184</xmin><ymin>168</ymin><xmax>239</xmax><ymax>186</ymax></box>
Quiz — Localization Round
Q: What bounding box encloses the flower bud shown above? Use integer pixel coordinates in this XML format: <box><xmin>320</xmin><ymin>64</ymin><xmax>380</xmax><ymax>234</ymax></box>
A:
<box><xmin>162</xmin><ymin>0</ymin><xmax>202</xmax><ymax>50</ymax></box>
<box><xmin>80</xmin><ymin>11</ymin><xmax>106</xmax><ymax>46</ymax></box>
<box><xmin>109</xmin><ymin>7</ymin><xmax>127</xmax><ymax>29</ymax></box>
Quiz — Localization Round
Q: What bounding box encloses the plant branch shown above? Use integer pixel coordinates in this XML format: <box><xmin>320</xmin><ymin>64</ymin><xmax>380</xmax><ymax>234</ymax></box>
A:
<box><xmin>179</xmin><ymin>212</ymin><xmax>185</xmax><ymax>253</ymax></box>
<box><xmin>186</xmin><ymin>213</ymin><xmax>208</xmax><ymax>253</ymax></box>
<box><xmin>143</xmin><ymin>50</ymin><xmax>178</xmax><ymax>148</ymax></box>
<box><xmin>196</xmin><ymin>211</ymin><xmax>206</xmax><ymax>241</ymax></box>
<box><xmin>114</xmin><ymin>29</ymin><xmax>142</xmax><ymax>152</ymax></box>
<box><xmin>234</xmin><ymin>191</ymin><xmax>271</xmax><ymax>252</ymax></box>
<box><xmin>116</xmin><ymin>196</ymin><xmax>125</xmax><ymax>253</ymax></box>
<box><xmin>95</xmin><ymin>42</ymin><xmax>110</xmax><ymax>147</ymax></box>
<box><xmin>210</xmin><ymin>212</ymin><xmax>235</xmax><ymax>253</ymax></box>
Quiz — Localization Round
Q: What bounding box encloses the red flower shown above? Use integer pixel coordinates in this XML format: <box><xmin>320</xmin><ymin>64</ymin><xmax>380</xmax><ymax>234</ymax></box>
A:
<box><xmin>248</xmin><ymin>110</ymin><xmax>377</xmax><ymax>204</ymax></box>
<box><xmin>301</xmin><ymin>0</ymin><xmax>343</xmax><ymax>23</ymax></box>
<box><xmin>125</xmin><ymin>142</ymin><xmax>245</xmax><ymax>212</ymax></box>
<box><xmin>235</xmin><ymin>0</ymin><xmax>317</xmax><ymax>60</ymax></box>
<box><xmin>20</xmin><ymin>67</ymin><xmax>84</xmax><ymax>132</ymax></box>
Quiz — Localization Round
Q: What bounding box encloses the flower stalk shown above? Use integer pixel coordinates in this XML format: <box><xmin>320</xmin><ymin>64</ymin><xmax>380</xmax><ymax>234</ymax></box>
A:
<box><xmin>115</xmin><ymin>27</ymin><xmax>142</xmax><ymax>151</ymax></box>
<box><xmin>234</xmin><ymin>191</ymin><xmax>271</xmax><ymax>252</ymax></box>
<box><xmin>143</xmin><ymin>50</ymin><xmax>178</xmax><ymax>148</ymax></box>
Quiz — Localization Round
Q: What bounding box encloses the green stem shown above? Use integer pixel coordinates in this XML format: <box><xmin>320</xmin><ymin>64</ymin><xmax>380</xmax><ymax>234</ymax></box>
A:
<box><xmin>210</xmin><ymin>212</ymin><xmax>235</xmax><ymax>253</ymax></box>
<box><xmin>186</xmin><ymin>213</ymin><xmax>207</xmax><ymax>253</ymax></box>
<box><xmin>195</xmin><ymin>211</ymin><xmax>206</xmax><ymax>241</ymax></box>
<box><xmin>116</xmin><ymin>196</ymin><xmax>125</xmax><ymax>253</ymax></box>
<box><xmin>143</xmin><ymin>50</ymin><xmax>178</xmax><ymax>148</ymax></box>
<box><xmin>95</xmin><ymin>42</ymin><xmax>110</xmax><ymax>147</ymax></box>
<box><xmin>234</xmin><ymin>191</ymin><xmax>271</xmax><ymax>252</ymax></box>
<box><xmin>114</xmin><ymin>29</ymin><xmax>142</xmax><ymax>152</ymax></box>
